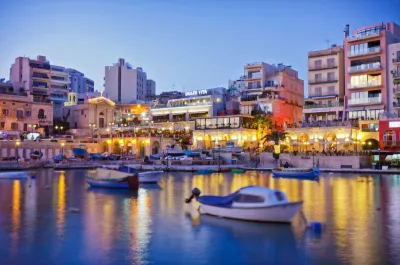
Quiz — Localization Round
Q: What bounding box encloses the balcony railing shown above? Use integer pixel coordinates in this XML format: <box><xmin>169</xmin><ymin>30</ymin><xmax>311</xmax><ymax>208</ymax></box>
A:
<box><xmin>32</xmin><ymin>73</ymin><xmax>49</xmax><ymax>79</ymax></box>
<box><xmin>348</xmin><ymin>96</ymin><xmax>381</xmax><ymax>105</ymax></box>
<box><xmin>348</xmin><ymin>62</ymin><xmax>381</xmax><ymax>73</ymax></box>
<box><xmin>347</xmin><ymin>31</ymin><xmax>381</xmax><ymax>42</ymax></box>
<box><xmin>392</xmin><ymin>57</ymin><xmax>400</xmax><ymax>63</ymax></box>
<box><xmin>241</xmin><ymin>95</ymin><xmax>259</xmax><ymax>102</ymax></box>
<box><xmin>308</xmin><ymin>92</ymin><xmax>338</xmax><ymax>98</ymax></box>
<box><xmin>347</xmin><ymin>46</ymin><xmax>381</xmax><ymax>57</ymax></box>
<box><xmin>308</xmin><ymin>64</ymin><xmax>337</xmax><ymax>71</ymax></box>
<box><xmin>304</xmin><ymin>102</ymin><xmax>344</xmax><ymax>109</ymax></box>
<box><xmin>348</xmin><ymin>80</ymin><xmax>381</xmax><ymax>89</ymax></box>
<box><xmin>308</xmin><ymin>77</ymin><xmax>338</xmax><ymax>84</ymax></box>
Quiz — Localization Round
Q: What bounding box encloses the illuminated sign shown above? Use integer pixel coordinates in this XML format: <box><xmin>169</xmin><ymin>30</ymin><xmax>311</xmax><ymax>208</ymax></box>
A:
<box><xmin>185</xmin><ymin>90</ymin><xmax>208</xmax><ymax>97</ymax></box>
<box><xmin>389</xmin><ymin>121</ymin><xmax>400</xmax><ymax>128</ymax></box>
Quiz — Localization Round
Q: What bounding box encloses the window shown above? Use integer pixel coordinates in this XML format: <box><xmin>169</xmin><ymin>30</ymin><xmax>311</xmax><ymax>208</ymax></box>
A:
<box><xmin>328</xmin><ymin>86</ymin><xmax>335</xmax><ymax>94</ymax></box>
<box><xmin>23</xmin><ymin>124</ymin><xmax>27</xmax><ymax>131</ymax></box>
<box><xmin>327</xmin><ymin>72</ymin><xmax>335</xmax><ymax>81</ymax></box>
<box><xmin>99</xmin><ymin>118</ymin><xmax>105</xmax><ymax>128</ymax></box>
<box><xmin>2</xmin><ymin>109</ymin><xmax>9</xmax><ymax>115</ymax></box>
<box><xmin>38</xmin><ymin>109</ymin><xmax>45</xmax><ymax>119</ymax></box>
<box><xmin>25</xmin><ymin>111</ymin><xmax>31</xmax><ymax>117</ymax></box>
<box><xmin>16</xmin><ymin>110</ymin><xmax>23</xmax><ymax>118</ymax></box>
<box><xmin>11</xmin><ymin>123</ymin><xmax>18</xmax><ymax>130</ymax></box>
<box><xmin>327</xmin><ymin>58</ymin><xmax>335</xmax><ymax>67</ymax></box>
<box><xmin>275</xmin><ymin>191</ymin><xmax>285</xmax><ymax>201</ymax></box>
<box><xmin>0</xmin><ymin>122</ymin><xmax>4</xmax><ymax>129</ymax></box>
<box><xmin>233</xmin><ymin>194</ymin><xmax>265</xmax><ymax>203</ymax></box>
<box><xmin>81</xmin><ymin>110</ymin><xmax>84</xmax><ymax>115</ymax></box>
<box><xmin>314</xmin><ymin>73</ymin><xmax>322</xmax><ymax>81</ymax></box>
<box><xmin>314</xmin><ymin>87</ymin><xmax>322</xmax><ymax>96</ymax></box>
<box><xmin>314</xmin><ymin>60</ymin><xmax>322</xmax><ymax>68</ymax></box>
<box><xmin>384</xmin><ymin>130</ymin><xmax>396</xmax><ymax>146</ymax></box>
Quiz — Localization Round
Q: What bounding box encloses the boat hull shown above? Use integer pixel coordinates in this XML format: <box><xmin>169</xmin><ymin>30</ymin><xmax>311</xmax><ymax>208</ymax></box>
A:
<box><xmin>0</xmin><ymin>171</ymin><xmax>28</xmax><ymax>179</ymax></box>
<box><xmin>87</xmin><ymin>179</ymin><xmax>129</xmax><ymax>189</ymax></box>
<box><xmin>200</xmin><ymin>202</ymin><xmax>303</xmax><ymax>223</ymax></box>
<box><xmin>138</xmin><ymin>171</ymin><xmax>162</xmax><ymax>183</ymax></box>
<box><xmin>272</xmin><ymin>170</ymin><xmax>318</xmax><ymax>179</ymax></box>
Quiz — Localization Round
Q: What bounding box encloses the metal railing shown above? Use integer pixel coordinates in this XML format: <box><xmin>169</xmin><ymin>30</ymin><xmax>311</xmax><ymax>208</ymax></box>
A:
<box><xmin>348</xmin><ymin>80</ymin><xmax>381</xmax><ymax>89</ymax></box>
<box><xmin>347</xmin><ymin>31</ymin><xmax>381</xmax><ymax>41</ymax></box>
<box><xmin>303</xmin><ymin>102</ymin><xmax>344</xmax><ymax>109</ymax></box>
<box><xmin>347</xmin><ymin>46</ymin><xmax>381</xmax><ymax>57</ymax></box>
<box><xmin>308</xmin><ymin>77</ymin><xmax>338</xmax><ymax>84</ymax></box>
<box><xmin>348</xmin><ymin>62</ymin><xmax>381</xmax><ymax>73</ymax></box>
<box><xmin>308</xmin><ymin>64</ymin><xmax>337</xmax><ymax>70</ymax></box>
<box><xmin>348</xmin><ymin>96</ymin><xmax>381</xmax><ymax>105</ymax></box>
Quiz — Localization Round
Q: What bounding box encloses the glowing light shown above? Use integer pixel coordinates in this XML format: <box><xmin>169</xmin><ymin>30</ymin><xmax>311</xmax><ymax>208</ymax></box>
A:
<box><xmin>106</xmin><ymin>140</ymin><xmax>112</xmax><ymax>144</ymax></box>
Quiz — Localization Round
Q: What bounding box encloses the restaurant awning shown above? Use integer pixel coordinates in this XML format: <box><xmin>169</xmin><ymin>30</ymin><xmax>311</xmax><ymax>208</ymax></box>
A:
<box><xmin>346</xmin><ymin>106</ymin><xmax>364</xmax><ymax>111</ymax></box>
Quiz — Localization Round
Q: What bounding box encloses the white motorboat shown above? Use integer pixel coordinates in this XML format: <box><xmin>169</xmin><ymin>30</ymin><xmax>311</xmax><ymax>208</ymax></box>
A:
<box><xmin>0</xmin><ymin>171</ymin><xmax>28</xmax><ymax>179</ymax></box>
<box><xmin>186</xmin><ymin>186</ymin><xmax>302</xmax><ymax>223</ymax></box>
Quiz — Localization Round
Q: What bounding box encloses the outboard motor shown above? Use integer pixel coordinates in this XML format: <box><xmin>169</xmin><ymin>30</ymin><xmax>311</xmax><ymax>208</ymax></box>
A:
<box><xmin>185</xmin><ymin>188</ymin><xmax>201</xmax><ymax>203</ymax></box>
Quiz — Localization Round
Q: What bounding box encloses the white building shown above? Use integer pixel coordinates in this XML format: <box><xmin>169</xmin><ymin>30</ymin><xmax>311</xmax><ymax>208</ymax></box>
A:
<box><xmin>10</xmin><ymin>56</ymin><xmax>69</xmax><ymax>118</ymax></box>
<box><xmin>67</xmin><ymin>69</ymin><xmax>94</xmax><ymax>93</ymax></box>
<box><xmin>104</xmin><ymin>58</ymin><xmax>156</xmax><ymax>103</ymax></box>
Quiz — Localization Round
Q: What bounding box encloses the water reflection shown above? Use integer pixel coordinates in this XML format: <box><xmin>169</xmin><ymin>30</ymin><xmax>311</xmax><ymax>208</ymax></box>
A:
<box><xmin>0</xmin><ymin>170</ymin><xmax>399</xmax><ymax>264</ymax></box>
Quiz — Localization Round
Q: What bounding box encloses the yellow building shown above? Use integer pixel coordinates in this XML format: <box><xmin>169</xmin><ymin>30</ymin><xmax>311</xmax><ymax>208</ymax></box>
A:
<box><xmin>0</xmin><ymin>82</ymin><xmax>53</xmax><ymax>138</ymax></box>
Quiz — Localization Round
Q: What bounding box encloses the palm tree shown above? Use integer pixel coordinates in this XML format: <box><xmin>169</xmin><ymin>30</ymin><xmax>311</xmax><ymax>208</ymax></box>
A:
<box><xmin>262</xmin><ymin>129</ymin><xmax>288</xmax><ymax>145</ymax></box>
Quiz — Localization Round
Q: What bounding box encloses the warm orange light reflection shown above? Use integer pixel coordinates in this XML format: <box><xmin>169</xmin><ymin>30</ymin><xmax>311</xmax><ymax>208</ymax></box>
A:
<box><xmin>11</xmin><ymin>180</ymin><xmax>21</xmax><ymax>245</ymax></box>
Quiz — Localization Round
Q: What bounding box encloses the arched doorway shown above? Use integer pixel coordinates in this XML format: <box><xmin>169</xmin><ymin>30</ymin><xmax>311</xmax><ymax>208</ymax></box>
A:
<box><xmin>152</xmin><ymin>141</ymin><xmax>160</xmax><ymax>155</ymax></box>
<box><xmin>363</xmin><ymin>138</ymin><xmax>379</xmax><ymax>150</ymax></box>
<box><xmin>127</xmin><ymin>142</ymin><xmax>133</xmax><ymax>154</ymax></box>
<box><xmin>113</xmin><ymin>142</ymin><xmax>119</xmax><ymax>154</ymax></box>
<box><xmin>204</xmin><ymin>135</ymin><xmax>212</xmax><ymax>149</ymax></box>
<box><xmin>98</xmin><ymin>112</ymin><xmax>105</xmax><ymax>128</ymax></box>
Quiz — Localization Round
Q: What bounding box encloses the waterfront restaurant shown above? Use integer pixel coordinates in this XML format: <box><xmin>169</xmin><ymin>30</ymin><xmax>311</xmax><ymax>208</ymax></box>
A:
<box><xmin>149</xmin><ymin>88</ymin><xmax>226</xmax><ymax>124</ymax></box>
<box><xmin>193</xmin><ymin>115</ymin><xmax>258</xmax><ymax>149</ymax></box>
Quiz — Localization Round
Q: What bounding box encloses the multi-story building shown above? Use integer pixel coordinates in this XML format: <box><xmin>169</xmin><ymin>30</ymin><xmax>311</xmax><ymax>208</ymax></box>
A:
<box><xmin>10</xmin><ymin>56</ymin><xmax>70</xmax><ymax>118</ymax></box>
<box><xmin>114</xmin><ymin>103</ymin><xmax>151</xmax><ymax>126</ymax></box>
<box><xmin>150</xmin><ymin>88</ymin><xmax>225</xmax><ymax>124</ymax></box>
<box><xmin>240</xmin><ymin>62</ymin><xmax>304</xmax><ymax>126</ymax></box>
<box><xmin>344</xmin><ymin>22</ymin><xmax>400</xmax><ymax>120</ymax></box>
<box><xmin>0</xmin><ymin>81</ymin><xmax>53</xmax><ymax>138</ymax></box>
<box><xmin>150</xmin><ymin>91</ymin><xmax>185</xmax><ymax>105</ymax></box>
<box><xmin>389</xmin><ymin>43</ymin><xmax>400</xmax><ymax>115</ymax></box>
<box><xmin>228</xmin><ymin>76</ymin><xmax>246</xmax><ymax>97</ymax></box>
<box><xmin>67</xmin><ymin>69</ymin><xmax>95</xmax><ymax>93</ymax></box>
<box><xmin>146</xmin><ymin>79</ymin><xmax>156</xmax><ymax>99</ymax></box>
<box><xmin>104</xmin><ymin>58</ymin><xmax>156</xmax><ymax>103</ymax></box>
<box><xmin>304</xmin><ymin>45</ymin><xmax>345</xmax><ymax>122</ymax></box>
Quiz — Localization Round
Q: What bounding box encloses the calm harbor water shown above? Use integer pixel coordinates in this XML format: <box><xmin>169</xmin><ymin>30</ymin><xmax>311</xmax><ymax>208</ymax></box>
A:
<box><xmin>1</xmin><ymin>170</ymin><xmax>400</xmax><ymax>265</ymax></box>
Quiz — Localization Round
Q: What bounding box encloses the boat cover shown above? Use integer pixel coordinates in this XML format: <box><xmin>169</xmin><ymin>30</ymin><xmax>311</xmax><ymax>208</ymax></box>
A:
<box><xmin>72</xmin><ymin>148</ymin><xmax>88</xmax><ymax>157</ymax></box>
<box><xmin>199</xmin><ymin>191</ymin><xmax>240</xmax><ymax>208</ymax></box>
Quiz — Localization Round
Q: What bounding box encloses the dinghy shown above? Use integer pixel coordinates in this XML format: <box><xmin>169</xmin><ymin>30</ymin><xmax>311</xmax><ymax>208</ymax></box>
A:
<box><xmin>272</xmin><ymin>166</ymin><xmax>319</xmax><ymax>180</ymax></box>
<box><xmin>186</xmin><ymin>186</ymin><xmax>302</xmax><ymax>223</ymax></box>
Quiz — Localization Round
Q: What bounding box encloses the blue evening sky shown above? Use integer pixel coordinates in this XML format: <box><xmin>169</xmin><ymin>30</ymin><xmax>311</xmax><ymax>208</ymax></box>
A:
<box><xmin>0</xmin><ymin>0</ymin><xmax>399</xmax><ymax>95</ymax></box>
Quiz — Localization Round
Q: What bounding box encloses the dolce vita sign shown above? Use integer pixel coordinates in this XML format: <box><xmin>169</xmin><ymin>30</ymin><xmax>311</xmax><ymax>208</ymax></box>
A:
<box><xmin>185</xmin><ymin>90</ymin><xmax>208</xmax><ymax>97</ymax></box>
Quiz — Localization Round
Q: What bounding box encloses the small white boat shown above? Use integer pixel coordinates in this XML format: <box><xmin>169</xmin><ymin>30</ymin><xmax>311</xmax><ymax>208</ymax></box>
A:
<box><xmin>89</xmin><ymin>167</ymin><xmax>162</xmax><ymax>186</ymax></box>
<box><xmin>187</xmin><ymin>186</ymin><xmax>302</xmax><ymax>223</ymax></box>
<box><xmin>0</xmin><ymin>171</ymin><xmax>29</xmax><ymax>179</ymax></box>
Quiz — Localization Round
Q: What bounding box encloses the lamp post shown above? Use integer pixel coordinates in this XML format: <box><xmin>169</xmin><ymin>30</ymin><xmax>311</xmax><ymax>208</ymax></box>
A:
<box><xmin>15</xmin><ymin>140</ymin><xmax>20</xmax><ymax>163</ymax></box>
<box><xmin>312</xmin><ymin>147</ymin><xmax>315</xmax><ymax>168</ymax></box>
<box><xmin>61</xmin><ymin>142</ymin><xmax>65</xmax><ymax>159</ymax></box>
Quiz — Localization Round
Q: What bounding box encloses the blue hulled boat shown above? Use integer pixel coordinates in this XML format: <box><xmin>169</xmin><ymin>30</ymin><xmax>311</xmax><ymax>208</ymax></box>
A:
<box><xmin>72</xmin><ymin>148</ymin><xmax>89</xmax><ymax>159</ymax></box>
<box><xmin>196</xmin><ymin>169</ymin><xmax>214</xmax><ymax>175</ymax></box>
<box><xmin>272</xmin><ymin>167</ymin><xmax>320</xmax><ymax>180</ymax></box>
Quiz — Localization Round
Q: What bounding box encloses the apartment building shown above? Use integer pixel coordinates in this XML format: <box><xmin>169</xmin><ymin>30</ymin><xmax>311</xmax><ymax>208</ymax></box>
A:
<box><xmin>241</xmin><ymin>62</ymin><xmax>304</xmax><ymax>126</ymax></box>
<box><xmin>389</xmin><ymin>43</ymin><xmax>400</xmax><ymax>115</ymax></box>
<box><xmin>0</xmin><ymin>81</ymin><xmax>53</xmax><ymax>137</ymax></box>
<box><xmin>344</xmin><ymin>22</ymin><xmax>400</xmax><ymax>120</ymax></box>
<box><xmin>104</xmin><ymin>58</ymin><xmax>156</xmax><ymax>103</ymax></box>
<box><xmin>67</xmin><ymin>69</ymin><xmax>95</xmax><ymax>93</ymax></box>
<box><xmin>304</xmin><ymin>45</ymin><xmax>345</xmax><ymax>121</ymax></box>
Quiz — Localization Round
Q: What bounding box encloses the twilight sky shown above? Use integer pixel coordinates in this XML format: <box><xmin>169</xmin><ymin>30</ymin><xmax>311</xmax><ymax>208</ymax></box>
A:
<box><xmin>0</xmin><ymin>0</ymin><xmax>399</xmax><ymax>95</ymax></box>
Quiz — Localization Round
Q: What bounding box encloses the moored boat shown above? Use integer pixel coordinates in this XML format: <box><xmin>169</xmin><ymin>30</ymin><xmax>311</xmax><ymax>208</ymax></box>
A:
<box><xmin>196</xmin><ymin>169</ymin><xmax>214</xmax><ymax>175</ymax></box>
<box><xmin>186</xmin><ymin>186</ymin><xmax>303</xmax><ymax>223</ymax></box>
<box><xmin>0</xmin><ymin>171</ymin><xmax>28</xmax><ymax>179</ymax></box>
<box><xmin>272</xmin><ymin>167</ymin><xmax>319</xmax><ymax>180</ymax></box>
<box><xmin>231</xmin><ymin>169</ymin><xmax>245</xmax><ymax>173</ymax></box>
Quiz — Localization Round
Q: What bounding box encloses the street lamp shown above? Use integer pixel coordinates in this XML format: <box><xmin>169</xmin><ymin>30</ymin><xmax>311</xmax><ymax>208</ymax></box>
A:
<box><xmin>312</xmin><ymin>147</ymin><xmax>315</xmax><ymax>168</ymax></box>
<box><xmin>15</xmin><ymin>140</ymin><xmax>20</xmax><ymax>162</ymax></box>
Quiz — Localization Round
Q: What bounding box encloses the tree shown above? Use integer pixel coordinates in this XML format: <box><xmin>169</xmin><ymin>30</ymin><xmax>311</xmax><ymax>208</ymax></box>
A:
<box><xmin>262</xmin><ymin>129</ymin><xmax>288</xmax><ymax>167</ymax></box>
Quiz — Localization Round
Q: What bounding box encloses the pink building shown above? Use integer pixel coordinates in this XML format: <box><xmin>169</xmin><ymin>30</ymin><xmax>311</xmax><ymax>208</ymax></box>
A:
<box><xmin>344</xmin><ymin>22</ymin><xmax>400</xmax><ymax>120</ymax></box>
<box><xmin>240</xmin><ymin>62</ymin><xmax>304</xmax><ymax>127</ymax></box>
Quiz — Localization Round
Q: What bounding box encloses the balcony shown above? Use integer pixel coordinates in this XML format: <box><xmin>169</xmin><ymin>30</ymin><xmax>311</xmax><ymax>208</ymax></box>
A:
<box><xmin>246</xmin><ymin>85</ymin><xmax>262</xmax><ymax>90</ymax></box>
<box><xmin>348</xmin><ymin>96</ymin><xmax>381</xmax><ymax>105</ymax></box>
<box><xmin>393</xmin><ymin>102</ymin><xmax>400</xmax><ymax>109</ymax></box>
<box><xmin>32</xmin><ymin>72</ymin><xmax>49</xmax><ymax>79</ymax></box>
<box><xmin>241</xmin><ymin>95</ymin><xmax>258</xmax><ymax>102</ymax></box>
<box><xmin>304</xmin><ymin>102</ymin><xmax>344</xmax><ymax>109</ymax></box>
<box><xmin>307</xmin><ymin>92</ymin><xmax>338</xmax><ymax>99</ymax></box>
<box><xmin>348</xmin><ymin>62</ymin><xmax>381</xmax><ymax>73</ymax></box>
<box><xmin>348</xmin><ymin>80</ymin><xmax>381</xmax><ymax>89</ymax></box>
<box><xmin>308</xmin><ymin>77</ymin><xmax>338</xmax><ymax>85</ymax></box>
<box><xmin>347</xmin><ymin>31</ymin><xmax>381</xmax><ymax>42</ymax></box>
<box><xmin>308</xmin><ymin>64</ymin><xmax>337</xmax><ymax>71</ymax></box>
<box><xmin>347</xmin><ymin>46</ymin><xmax>381</xmax><ymax>57</ymax></box>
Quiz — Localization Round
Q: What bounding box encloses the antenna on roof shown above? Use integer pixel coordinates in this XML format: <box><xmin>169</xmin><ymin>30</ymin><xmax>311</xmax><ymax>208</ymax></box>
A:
<box><xmin>325</xmin><ymin>39</ymin><xmax>331</xmax><ymax>48</ymax></box>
